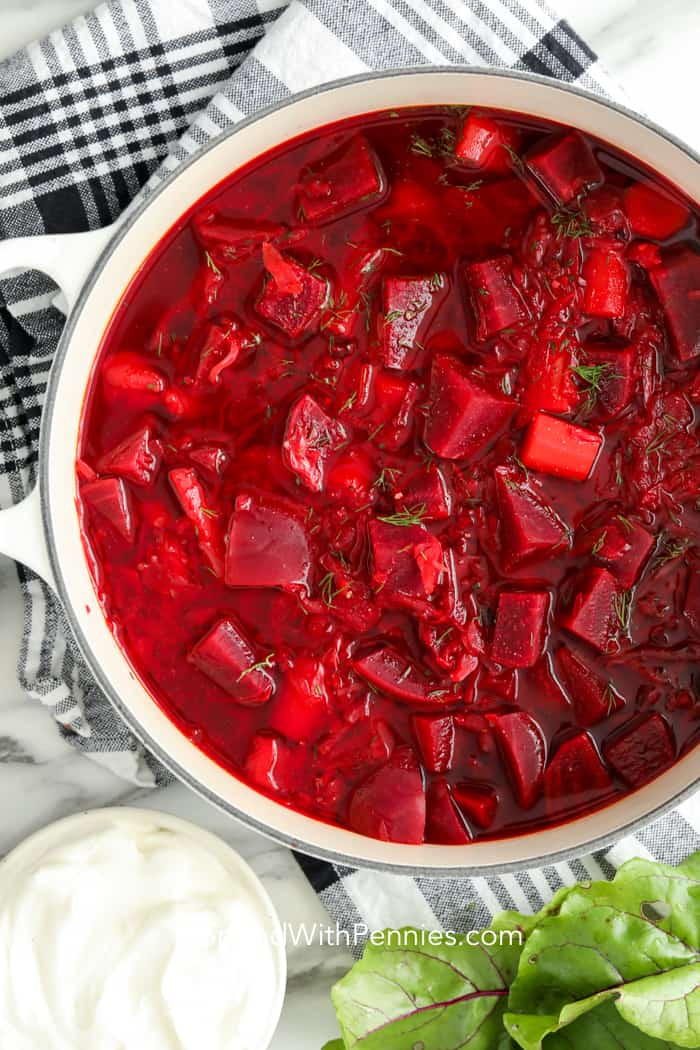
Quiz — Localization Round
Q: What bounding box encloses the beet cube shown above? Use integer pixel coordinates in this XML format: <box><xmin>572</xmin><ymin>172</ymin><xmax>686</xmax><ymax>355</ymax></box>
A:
<box><xmin>326</xmin><ymin>447</ymin><xmax>377</xmax><ymax>509</ymax></box>
<box><xmin>588</xmin><ymin>516</ymin><xmax>654</xmax><ymax>587</ymax></box>
<box><xmin>189</xmin><ymin>617</ymin><xmax>274</xmax><ymax>705</ymax></box>
<box><xmin>256</xmin><ymin>244</ymin><xmax>329</xmax><ymax>339</ymax></box>
<box><xmin>494</xmin><ymin>467</ymin><xmax>569</xmax><ymax>571</ymax></box>
<box><xmin>81</xmin><ymin>477</ymin><xmax>135</xmax><ymax>542</ymax></box>
<box><xmin>324</xmin><ymin>246</ymin><xmax>387</xmax><ymax>339</ymax></box>
<box><xmin>194</xmin><ymin>214</ymin><xmax>286</xmax><ymax>260</ymax></box>
<box><xmin>455</xmin><ymin>112</ymin><xmax>519</xmax><ymax>173</ymax></box>
<box><xmin>341</xmin><ymin>363</ymin><xmax>419</xmax><ymax>451</ymax></box>
<box><xmin>426</xmin><ymin>781</ymin><xmax>472</xmax><ymax>844</ymax></box>
<box><xmin>604</xmin><ymin>713</ymin><xmax>675</xmax><ymax>787</ymax></box>
<box><xmin>581</xmin><ymin>344</ymin><xmax>637</xmax><ymax>420</ymax></box>
<box><xmin>369</xmin><ymin>519</ymin><xmax>443</xmax><ymax>608</ymax></box>
<box><xmin>557</xmin><ymin>646</ymin><xmax>623</xmax><ymax>726</ymax></box>
<box><xmin>545</xmin><ymin>732</ymin><xmax>612</xmax><ymax>802</ymax></box>
<box><xmin>452</xmin><ymin>781</ymin><xmax>499</xmax><ymax>829</ymax></box>
<box><xmin>424</xmin><ymin>354</ymin><xmax>515</xmax><ymax>460</ymax></box>
<box><xmin>381</xmin><ymin>274</ymin><xmax>447</xmax><ymax>369</ymax></box>
<box><xmin>624</xmin><ymin>182</ymin><xmax>690</xmax><ymax>241</ymax></box>
<box><xmin>559</xmin><ymin>568</ymin><xmax>619</xmax><ymax>653</ymax></box>
<box><xmin>169</xmin><ymin>467</ymin><xmax>225</xmax><ymax>578</ymax></box>
<box><xmin>683</xmin><ymin>569</ymin><xmax>700</xmax><ymax>636</ymax></box>
<box><xmin>412</xmin><ymin>713</ymin><xmax>455</xmax><ymax>772</ymax></box>
<box><xmin>393</xmin><ymin>466</ymin><xmax>451</xmax><ymax>521</ymax></box>
<box><xmin>464</xmin><ymin>255</ymin><xmax>529</xmax><ymax>341</ymax></box>
<box><xmin>353</xmin><ymin>646</ymin><xmax>436</xmax><ymax>704</ymax></box>
<box><xmin>268</xmin><ymin>656</ymin><xmax>329</xmax><ymax>742</ymax></box>
<box><xmin>491</xmin><ymin>591</ymin><xmax>550</xmax><ymax>669</ymax></box>
<box><xmin>526</xmin><ymin>131</ymin><xmax>603</xmax><ymax>203</ymax></box>
<box><xmin>520</xmin><ymin>412</ymin><xmax>602</xmax><ymax>481</ymax></box>
<box><xmin>244</xmin><ymin>733</ymin><xmax>301</xmax><ymax>795</ymax></box>
<box><xmin>282</xmin><ymin>393</ymin><xmax>347</xmax><ymax>493</ymax></box>
<box><xmin>296</xmin><ymin>135</ymin><xmax>385</xmax><ymax>224</ymax></box>
<box><xmin>97</xmin><ymin>425</ymin><xmax>162</xmax><ymax>487</ymax></box>
<box><xmin>225</xmin><ymin>493</ymin><xmax>311</xmax><ymax>591</ymax></box>
<box><xmin>485</xmin><ymin>711</ymin><xmax>546</xmax><ymax>809</ymax></box>
<box><xmin>649</xmin><ymin>245</ymin><xmax>700</xmax><ymax>361</ymax></box>
<box><xmin>348</xmin><ymin>747</ymin><xmax>426</xmax><ymax>844</ymax></box>
<box><xmin>190</xmin><ymin>315</ymin><xmax>256</xmax><ymax>388</ymax></box>
<box><xmin>188</xmin><ymin>445</ymin><xmax>230</xmax><ymax>480</ymax></box>
<box><xmin>582</xmin><ymin>243</ymin><xmax>629</xmax><ymax>318</ymax></box>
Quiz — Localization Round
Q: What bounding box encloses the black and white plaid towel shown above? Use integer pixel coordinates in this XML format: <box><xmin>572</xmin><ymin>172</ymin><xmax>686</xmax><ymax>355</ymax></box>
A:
<box><xmin>1</xmin><ymin>0</ymin><xmax>697</xmax><ymax>932</ymax></box>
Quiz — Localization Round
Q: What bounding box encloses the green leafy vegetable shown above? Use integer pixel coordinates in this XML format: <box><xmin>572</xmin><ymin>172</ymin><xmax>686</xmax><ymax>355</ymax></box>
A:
<box><xmin>322</xmin><ymin>852</ymin><xmax>700</xmax><ymax>1050</ymax></box>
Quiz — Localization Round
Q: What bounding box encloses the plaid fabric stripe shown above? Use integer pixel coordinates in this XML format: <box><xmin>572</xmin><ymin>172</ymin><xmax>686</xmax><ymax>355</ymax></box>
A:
<box><xmin>0</xmin><ymin>0</ymin><xmax>697</xmax><ymax>933</ymax></box>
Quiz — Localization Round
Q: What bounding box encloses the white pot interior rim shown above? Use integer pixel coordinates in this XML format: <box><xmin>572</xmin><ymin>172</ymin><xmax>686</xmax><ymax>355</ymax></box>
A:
<box><xmin>41</xmin><ymin>67</ymin><xmax>700</xmax><ymax>874</ymax></box>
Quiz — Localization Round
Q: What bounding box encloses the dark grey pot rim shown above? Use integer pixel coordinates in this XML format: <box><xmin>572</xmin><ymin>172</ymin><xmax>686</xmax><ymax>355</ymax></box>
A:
<box><xmin>40</xmin><ymin>65</ymin><xmax>700</xmax><ymax>878</ymax></box>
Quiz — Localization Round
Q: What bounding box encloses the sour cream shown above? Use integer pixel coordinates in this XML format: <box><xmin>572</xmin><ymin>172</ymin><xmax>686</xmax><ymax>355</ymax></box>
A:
<box><xmin>0</xmin><ymin>811</ymin><xmax>285</xmax><ymax>1050</ymax></box>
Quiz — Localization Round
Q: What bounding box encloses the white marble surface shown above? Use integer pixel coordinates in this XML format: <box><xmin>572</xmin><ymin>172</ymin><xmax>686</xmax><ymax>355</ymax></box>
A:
<box><xmin>0</xmin><ymin>1</ymin><xmax>698</xmax><ymax>1047</ymax></box>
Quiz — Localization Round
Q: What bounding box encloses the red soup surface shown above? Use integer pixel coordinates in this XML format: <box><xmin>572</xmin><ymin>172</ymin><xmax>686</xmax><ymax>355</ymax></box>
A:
<box><xmin>77</xmin><ymin>106</ymin><xmax>700</xmax><ymax>846</ymax></box>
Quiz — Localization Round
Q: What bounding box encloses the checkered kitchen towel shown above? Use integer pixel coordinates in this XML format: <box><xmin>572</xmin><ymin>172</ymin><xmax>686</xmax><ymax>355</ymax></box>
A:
<box><xmin>1</xmin><ymin>0</ymin><xmax>698</xmax><ymax>930</ymax></box>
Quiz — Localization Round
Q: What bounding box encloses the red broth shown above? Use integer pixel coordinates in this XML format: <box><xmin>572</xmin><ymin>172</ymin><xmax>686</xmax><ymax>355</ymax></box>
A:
<box><xmin>77</xmin><ymin>107</ymin><xmax>700</xmax><ymax>845</ymax></box>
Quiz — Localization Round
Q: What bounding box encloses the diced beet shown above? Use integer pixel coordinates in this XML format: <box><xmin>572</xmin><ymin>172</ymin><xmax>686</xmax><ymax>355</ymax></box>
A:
<box><xmin>193</xmin><ymin>214</ymin><xmax>286</xmax><ymax>259</ymax></box>
<box><xmin>624</xmin><ymin>182</ymin><xmax>690</xmax><ymax>240</ymax></box>
<box><xmin>557</xmin><ymin>646</ymin><xmax>623</xmax><ymax>726</ymax></box>
<box><xmin>381</xmin><ymin>274</ymin><xmax>446</xmax><ymax>369</ymax></box>
<box><xmin>81</xmin><ymin>477</ymin><xmax>135</xmax><ymax>542</ymax></box>
<box><xmin>424</xmin><ymin>354</ymin><xmax>515</xmax><ymax>460</ymax></box>
<box><xmin>256</xmin><ymin>244</ymin><xmax>329</xmax><ymax>339</ymax></box>
<box><xmin>318</xmin><ymin>717</ymin><xmax>394</xmax><ymax>774</ymax></box>
<box><xmin>464</xmin><ymin>256</ymin><xmax>529</xmax><ymax>341</ymax></box>
<box><xmin>526</xmin><ymin>131</ymin><xmax>603</xmax><ymax>203</ymax></box>
<box><xmin>455</xmin><ymin>112</ymin><xmax>519</xmax><ymax>173</ymax></box>
<box><xmin>365</xmin><ymin>371</ymin><xmax>419</xmax><ymax>451</ymax></box>
<box><xmin>188</xmin><ymin>445</ymin><xmax>230</xmax><ymax>479</ymax></box>
<box><xmin>581</xmin><ymin>345</ymin><xmax>637</xmax><ymax>419</ymax></box>
<box><xmin>582</xmin><ymin>243</ymin><xmax>629</xmax><ymax>318</ymax></box>
<box><xmin>559</xmin><ymin>569</ymin><xmax>619</xmax><ymax>653</ymax></box>
<box><xmin>587</xmin><ymin>516</ymin><xmax>654</xmax><ymax>587</ymax></box>
<box><xmin>347</xmin><ymin>747</ymin><xmax>426</xmax><ymax>844</ymax></box>
<box><xmin>518</xmin><ymin>345</ymin><xmax>580</xmax><ymax>423</ymax></box>
<box><xmin>189</xmin><ymin>617</ymin><xmax>274</xmax><ymax>705</ymax></box>
<box><xmin>169</xmin><ymin>467</ymin><xmax>225</xmax><ymax>577</ymax></box>
<box><xmin>369</xmin><ymin>519</ymin><xmax>443</xmax><ymax>608</ymax></box>
<box><xmin>520</xmin><ymin>412</ymin><xmax>602</xmax><ymax>481</ymax></box>
<box><xmin>452</xmin><ymin>781</ymin><xmax>499</xmax><ymax>829</ymax></box>
<box><xmin>282</xmin><ymin>394</ymin><xmax>347</xmax><ymax>492</ymax></box>
<box><xmin>297</xmin><ymin>135</ymin><xmax>385</xmax><ymax>224</ymax></box>
<box><xmin>225</xmin><ymin>493</ymin><xmax>311</xmax><ymax>591</ymax></box>
<box><xmin>393</xmin><ymin>466</ymin><xmax>451</xmax><ymax>521</ymax></box>
<box><xmin>317</xmin><ymin>559</ymin><xmax>382</xmax><ymax>633</ymax></box>
<box><xmin>412</xmin><ymin>714</ymin><xmax>455</xmax><ymax>772</ymax></box>
<box><xmin>604</xmin><ymin>713</ymin><xmax>676</xmax><ymax>787</ymax></box>
<box><xmin>485</xmin><ymin>711</ymin><xmax>546</xmax><ymax>809</ymax></box>
<box><xmin>425</xmin><ymin>781</ymin><xmax>472</xmax><ymax>844</ymax></box>
<box><xmin>353</xmin><ymin>646</ymin><xmax>439</xmax><ymax>704</ymax></box>
<box><xmin>649</xmin><ymin>245</ymin><xmax>700</xmax><ymax>361</ymax></box>
<box><xmin>324</xmin><ymin>247</ymin><xmax>387</xmax><ymax>338</ymax></box>
<box><xmin>545</xmin><ymin>732</ymin><xmax>612</xmax><ymax>802</ymax></box>
<box><xmin>418</xmin><ymin>622</ymin><xmax>480</xmax><ymax>683</ymax></box>
<box><xmin>683</xmin><ymin>569</ymin><xmax>700</xmax><ymax>635</ymax></box>
<box><xmin>491</xmin><ymin>591</ymin><xmax>550</xmax><ymax>669</ymax></box>
<box><xmin>494</xmin><ymin>467</ymin><xmax>569</xmax><ymax>571</ymax></box>
<box><xmin>268</xmin><ymin>656</ymin><xmax>329</xmax><ymax>741</ymax></box>
<box><xmin>97</xmin><ymin>425</ymin><xmax>162</xmax><ymax>486</ymax></box>
<box><xmin>244</xmin><ymin>733</ymin><xmax>301</xmax><ymax>795</ymax></box>
<box><xmin>326</xmin><ymin>447</ymin><xmax>377</xmax><ymax>508</ymax></box>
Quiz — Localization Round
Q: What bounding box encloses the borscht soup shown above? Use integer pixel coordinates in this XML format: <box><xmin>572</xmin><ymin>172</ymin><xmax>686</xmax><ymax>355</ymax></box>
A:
<box><xmin>76</xmin><ymin>106</ymin><xmax>700</xmax><ymax>845</ymax></box>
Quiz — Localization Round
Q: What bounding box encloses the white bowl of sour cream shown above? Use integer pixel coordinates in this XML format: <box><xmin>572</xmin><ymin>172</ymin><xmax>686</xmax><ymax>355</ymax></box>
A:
<box><xmin>0</xmin><ymin>807</ymin><xmax>286</xmax><ymax>1050</ymax></box>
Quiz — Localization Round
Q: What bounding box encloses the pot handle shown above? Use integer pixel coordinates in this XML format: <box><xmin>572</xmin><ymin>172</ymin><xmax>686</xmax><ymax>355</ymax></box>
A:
<box><xmin>0</xmin><ymin>224</ymin><xmax>118</xmax><ymax>586</ymax></box>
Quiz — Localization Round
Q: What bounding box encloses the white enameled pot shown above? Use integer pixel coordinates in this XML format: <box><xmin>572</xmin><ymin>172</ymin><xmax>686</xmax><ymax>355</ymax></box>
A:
<box><xmin>0</xmin><ymin>69</ymin><xmax>698</xmax><ymax>875</ymax></box>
